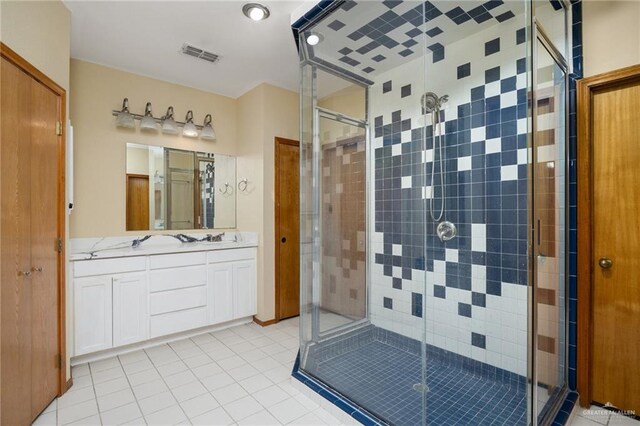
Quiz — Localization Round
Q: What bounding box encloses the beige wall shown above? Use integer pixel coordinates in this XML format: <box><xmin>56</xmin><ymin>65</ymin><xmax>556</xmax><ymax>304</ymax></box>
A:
<box><xmin>0</xmin><ymin>0</ymin><xmax>71</xmax><ymax>90</ymax></box>
<box><xmin>70</xmin><ymin>59</ymin><xmax>237</xmax><ymax>237</ymax></box>
<box><xmin>583</xmin><ymin>0</ymin><xmax>640</xmax><ymax>77</ymax></box>
<box><xmin>318</xmin><ymin>84</ymin><xmax>366</xmax><ymax>119</ymax></box>
<box><xmin>237</xmin><ymin>83</ymin><xmax>299</xmax><ymax>321</ymax></box>
<box><xmin>126</xmin><ymin>145</ymin><xmax>150</xmax><ymax>175</ymax></box>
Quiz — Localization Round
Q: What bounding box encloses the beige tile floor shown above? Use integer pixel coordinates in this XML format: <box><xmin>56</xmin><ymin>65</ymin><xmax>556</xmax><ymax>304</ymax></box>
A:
<box><xmin>33</xmin><ymin>317</ymin><xmax>342</xmax><ymax>425</ymax></box>
<box><xmin>569</xmin><ymin>404</ymin><xmax>640</xmax><ymax>426</ymax></box>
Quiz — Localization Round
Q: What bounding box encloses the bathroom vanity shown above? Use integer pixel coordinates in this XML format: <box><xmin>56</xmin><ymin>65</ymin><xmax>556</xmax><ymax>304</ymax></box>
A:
<box><xmin>69</xmin><ymin>234</ymin><xmax>257</xmax><ymax>362</ymax></box>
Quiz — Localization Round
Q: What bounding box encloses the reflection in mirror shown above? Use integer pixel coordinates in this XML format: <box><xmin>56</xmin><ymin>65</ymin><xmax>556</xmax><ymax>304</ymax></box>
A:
<box><xmin>126</xmin><ymin>143</ymin><xmax>236</xmax><ymax>231</ymax></box>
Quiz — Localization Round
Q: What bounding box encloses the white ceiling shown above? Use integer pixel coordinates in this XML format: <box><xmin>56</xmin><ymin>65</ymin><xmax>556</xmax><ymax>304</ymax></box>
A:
<box><xmin>64</xmin><ymin>0</ymin><xmax>307</xmax><ymax>98</ymax></box>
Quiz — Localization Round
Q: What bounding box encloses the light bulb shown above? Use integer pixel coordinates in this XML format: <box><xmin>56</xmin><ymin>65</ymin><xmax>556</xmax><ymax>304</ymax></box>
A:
<box><xmin>306</xmin><ymin>34</ymin><xmax>320</xmax><ymax>46</ymax></box>
<box><xmin>249</xmin><ymin>7</ymin><xmax>264</xmax><ymax>21</ymax></box>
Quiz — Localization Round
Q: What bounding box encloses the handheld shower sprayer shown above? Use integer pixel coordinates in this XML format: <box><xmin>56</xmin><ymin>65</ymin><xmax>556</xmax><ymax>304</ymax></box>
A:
<box><xmin>423</xmin><ymin>91</ymin><xmax>456</xmax><ymax>242</ymax></box>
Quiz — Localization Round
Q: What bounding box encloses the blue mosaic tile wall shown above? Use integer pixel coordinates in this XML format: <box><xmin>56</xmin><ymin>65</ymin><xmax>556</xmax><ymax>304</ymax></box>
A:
<box><xmin>368</xmin><ymin>5</ymin><xmax>532</xmax><ymax>375</ymax></box>
<box><xmin>567</xmin><ymin>0</ymin><xmax>583</xmax><ymax>392</ymax></box>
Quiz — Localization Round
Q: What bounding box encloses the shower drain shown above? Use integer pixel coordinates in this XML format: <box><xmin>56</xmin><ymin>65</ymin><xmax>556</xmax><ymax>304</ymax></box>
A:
<box><xmin>413</xmin><ymin>383</ymin><xmax>429</xmax><ymax>393</ymax></box>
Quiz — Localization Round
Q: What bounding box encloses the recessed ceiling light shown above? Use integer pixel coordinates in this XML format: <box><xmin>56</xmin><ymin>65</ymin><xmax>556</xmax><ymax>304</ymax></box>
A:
<box><xmin>306</xmin><ymin>33</ymin><xmax>322</xmax><ymax>46</ymax></box>
<box><xmin>243</xmin><ymin>3</ymin><xmax>270</xmax><ymax>21</ymax></box>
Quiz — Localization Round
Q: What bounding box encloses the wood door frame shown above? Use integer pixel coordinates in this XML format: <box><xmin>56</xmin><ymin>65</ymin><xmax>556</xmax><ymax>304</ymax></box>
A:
<box><xmin>0</xmin><ymin>42</ymin><xmax>70</xmax><ymax>394</ymax></box>
<box><xmin>577</xmin><ymin>64</ymin><xmax>640</xmax><ymax>407</ymax></box>
<box><xmin>274</xmin><ymin>137</ymin><xmax>300</xmax><ymax>323</ymax></box>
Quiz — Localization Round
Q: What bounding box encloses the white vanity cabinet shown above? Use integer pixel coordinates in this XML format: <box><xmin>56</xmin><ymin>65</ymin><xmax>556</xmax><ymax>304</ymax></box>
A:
<box><xmin>74</xmin><ymin>275</ymin><xmax>113</xmax><ymax>355</ymax></box>
<box><xmin>207</xmin><ymin>248</ymin><xmax>257</xmax><ymax>323</ymax></box>
<box><xmin>74</xmin><ymin>257</ymin><xmax>147</xmax><ymax>356</ymax></box>
<box><xmin>233</xmin><ymin>260</ymin><xmax>257</xmax><ymax>318</ymax></box>
<box><xmin>208</xmin><ymin>262</ymin><xmax>233</xmax><ymax>324</ymax></box>
<box><xmin>72</xmin><ymin>246</ymin><xmax>257</xmax><ymax>359</ymax></box>
<box><xmin>112</xmin><ymin>272</ymin><xmax>148</xmax><ymax>347</ymax></box>
<box><xmin>149</xmin><ymin>252</ymin><xmax>209</xmax><ymax>338</ymax></box>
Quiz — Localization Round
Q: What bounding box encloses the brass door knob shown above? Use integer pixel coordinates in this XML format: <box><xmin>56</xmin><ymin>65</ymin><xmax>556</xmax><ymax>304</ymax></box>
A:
<box><xmin>598</xmin><ymin>258</ymin><xmax>613</xmax><ymax>269</ymax></box>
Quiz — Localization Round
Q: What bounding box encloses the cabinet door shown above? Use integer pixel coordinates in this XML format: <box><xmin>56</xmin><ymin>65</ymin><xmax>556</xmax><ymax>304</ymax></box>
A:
<box><xmin>113</xmin><ymin>272</ymin><xmax>149</xmax><ymax>347</ymax></box>
<box><xmin>208</xmin><ymin>263</ymin><xmax>233</xmax><ymax>324</ymax></box>
<box><xmin>232</xmin><ymin>260</ymin><xmax>257</xmax><ymax>318</ymax></box>
<box><xmin>74</xmin><ymin>276</ymin><xmax>112</xmax><ymax>355</ymax></box>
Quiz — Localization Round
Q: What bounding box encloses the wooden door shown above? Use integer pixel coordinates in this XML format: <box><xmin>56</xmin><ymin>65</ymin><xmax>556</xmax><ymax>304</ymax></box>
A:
<box><xmin>29</xmin><ymin>67</ymin><xmax>61</xmax><ymax>418</ymax></box>
<box><xmin>126</xmin><ymin>174</ymin><xmax>150</xmax><ymax>231</ymax></box>
<box><xmin>1</xmin><ymin>46</ymin><xmax>65</xmax><ymax>424</ymax></box>
<box><xmin>1</xmin><ymin>55</ymin><xmax>35</xmax><ymax>426</ymax></box>
<box><xmin>590</xmin><ymin>77</ymin><xmax>640</xmax><ymax>413</ymax></box>
<box><xmin>275</xmin><ymin>138</ymin><xmax>300</xmax><ymax>320</ymax></box>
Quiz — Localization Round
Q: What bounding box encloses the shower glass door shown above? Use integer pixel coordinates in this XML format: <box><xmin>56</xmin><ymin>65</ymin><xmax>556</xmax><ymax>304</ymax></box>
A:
<box><xmin>315</xmin><ymin>110</ymin><xmax>368</xmax><ymax>335</ymax></box>
<box><xmin>533</xmin><ymin>30</ymin><xmax>568</xmax><ymax>421</ymax></box>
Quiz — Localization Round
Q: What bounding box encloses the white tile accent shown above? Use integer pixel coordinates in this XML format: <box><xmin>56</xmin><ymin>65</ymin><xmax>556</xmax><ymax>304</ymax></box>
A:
<box><xmin>501</xmin><ymin>164</ymin><xmax>518</xmax><ymax>181</ymax></box>
<box><xmin>486</xmin><ymin>138</ymin><xmax>502</xmax><ymax>154</ymax></box>
<box><xmin>445</xmin><ymin>248</ymin><xmax>458</xmax><ymax>263</ymax></box>
<box><xmin>457</xmin><ymin>156</ymin><xmax>472</xmax><ymax>171</ymax></box>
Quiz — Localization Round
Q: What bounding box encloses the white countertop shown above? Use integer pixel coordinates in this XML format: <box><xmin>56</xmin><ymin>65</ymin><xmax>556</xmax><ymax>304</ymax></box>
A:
<box><xmin>70</xmin><ymin>232</ymin><xmax>258</xmax><ymax>261</ymax></box>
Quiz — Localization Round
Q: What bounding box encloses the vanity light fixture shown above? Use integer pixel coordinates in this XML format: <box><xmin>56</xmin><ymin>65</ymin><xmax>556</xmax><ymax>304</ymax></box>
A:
<box><xmin>242</xmin><ymin>3</ymin><xmax>270</xmax><ymax>21</ymax></box>
<box><xmin>116</xmin><ymin>98</ymin><xmax>135</xmax><ymax>128</ymax></box>
<box><xmin>140</xmin><ymin>102</ymin><xmax>157</xmax><ymax>131</ymax></box>
<box><xmin>200</xmin><ymin>114</ymin><xmax>216</xmax><ymax>140</ymax></box>
<box><xmin>182</xmin><ymin>110</ymin><xmax>199</xmax><ymax>138</ymax></box>
<box><xmin>161</xmin><ymin>106</ymin><xmax>179</xmax><ymax>134</ymax></box>
<box><xmin>112</xmin><ymin>100</ymin><xmax>214</xmax><ymax>137</ymax></box>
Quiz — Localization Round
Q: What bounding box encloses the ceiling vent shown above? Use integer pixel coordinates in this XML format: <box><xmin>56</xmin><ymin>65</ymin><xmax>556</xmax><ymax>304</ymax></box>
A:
<box><xmin>181</xmin><ymin>43</ymin><xmax>220</xmax><ymax>64</ymax></box>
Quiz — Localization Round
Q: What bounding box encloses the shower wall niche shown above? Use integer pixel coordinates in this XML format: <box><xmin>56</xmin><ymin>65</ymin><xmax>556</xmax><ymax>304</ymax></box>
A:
<box><xmin>297</xmin><ymin>1</ymin><xmax>572</xmax><ymax>425</ymax></box>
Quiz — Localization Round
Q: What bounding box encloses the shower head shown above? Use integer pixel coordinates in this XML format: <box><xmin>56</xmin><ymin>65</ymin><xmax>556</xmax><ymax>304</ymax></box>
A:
<box><xmin>421</xmin><ymin>92</ymin><xmax>448</xmax><ymax>114</ymax></box>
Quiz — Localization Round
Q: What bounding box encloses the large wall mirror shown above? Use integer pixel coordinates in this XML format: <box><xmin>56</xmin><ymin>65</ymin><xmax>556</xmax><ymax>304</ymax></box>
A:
<box><xmin>126</xmin><ymin>143</ymin><xmax>236</xmax><ymax>231</ymax></box>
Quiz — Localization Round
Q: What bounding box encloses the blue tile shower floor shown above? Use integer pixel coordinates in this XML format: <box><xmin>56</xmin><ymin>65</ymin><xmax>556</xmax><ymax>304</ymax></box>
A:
<box><xmin>312</xmin><ymin>340</ymin><xmax>527</xmax><ymax>425</ymax></box>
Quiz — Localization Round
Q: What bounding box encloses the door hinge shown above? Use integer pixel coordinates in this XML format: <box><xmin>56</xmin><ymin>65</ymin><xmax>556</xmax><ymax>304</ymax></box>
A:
<box><xmin>56</xmin><ymin>121</ymin><xmax>63</xmax><ymax>136</ymax></box>
<box><xmin>55</xmin><ymin>238</ymin><xmax>63</xmax><ymax>253</ymax></box>
<box><xmin>56</xmin><ymin>354</ymin><xmax>62</xmax><ymax>369</ymax></box>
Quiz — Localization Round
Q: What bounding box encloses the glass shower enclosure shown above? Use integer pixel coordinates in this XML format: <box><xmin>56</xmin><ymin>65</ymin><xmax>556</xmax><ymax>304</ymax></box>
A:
<box><xmin>297</xmin><ymin>0</ymin><xmax>571</xmax><ymax>424</ymax></box>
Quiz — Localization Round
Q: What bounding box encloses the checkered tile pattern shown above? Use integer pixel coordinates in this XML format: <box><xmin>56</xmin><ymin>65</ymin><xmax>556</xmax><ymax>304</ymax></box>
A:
<box><xmin>369</xmin><ymin>9</ymin><xmax>532</xmax><ymax>376</ymax></box>
<box><xmin>308</xmin><ymin>0</ymin><xmax>524</xmax><ymax>80</ymax></box>
<box><xmin>200</xmin><ymin>161</ymin><xmax>215</xmax><ymax>229</ymax></box>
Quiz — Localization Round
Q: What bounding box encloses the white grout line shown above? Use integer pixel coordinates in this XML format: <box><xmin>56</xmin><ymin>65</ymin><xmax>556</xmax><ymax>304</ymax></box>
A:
<box><xmin>47</xmin><ymin>319</ymin><xmax>319</xmax><ymax>426</ymax></box>
<box><xmin>116</xmin><ymin>353</ymin><xmax>147</xmax><ymax>425</ymax></box>
<box><xmin>86</xmin><ymin>361</ymin><xmax>103</xmax><ymax>426</ymax></box>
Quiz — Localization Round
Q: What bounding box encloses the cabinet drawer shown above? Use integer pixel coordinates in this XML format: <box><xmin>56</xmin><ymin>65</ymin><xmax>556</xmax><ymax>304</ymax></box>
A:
<box><xmin>150</xmin><ymin>286</ymin><xmax>207</xmax><ymax>315</ymax></box>
<box><xmin>150</xmin><ymin>307</ymin><xmax>208</xmax><ymax>338</ymax></box>
<box><xmin>149</xmin><ymin>266</ymin><xmax>206</xmax><ymax>293</ymax></box>
<box><xmin>207</xmin><ymin>248</ymin><xmax>255</xmax><ymax>264</ymax></box>
<box><xmin>74</xmin><ymin>257</ymin><xmax>146</xmax><ymax>277</ymax></box>
<box><xmin>149</xmin><ymin>252</ymin><xmax>206</xmax><ymax>270</ymax></box>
